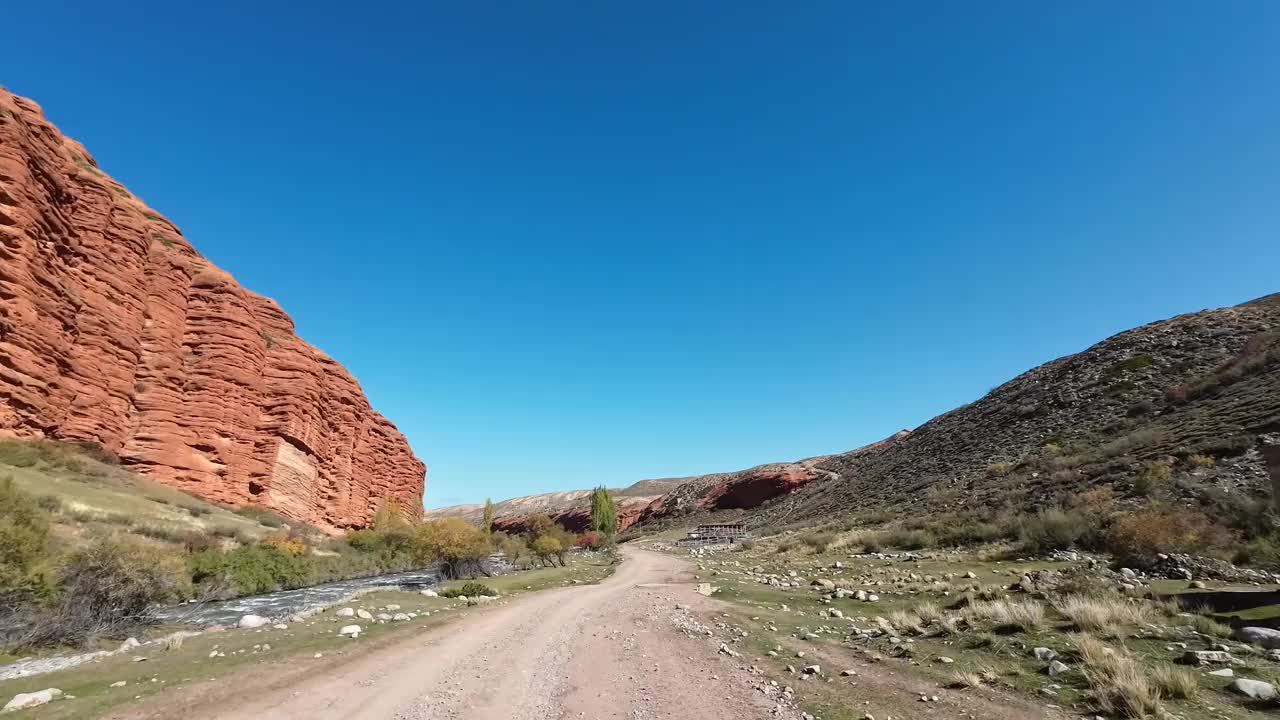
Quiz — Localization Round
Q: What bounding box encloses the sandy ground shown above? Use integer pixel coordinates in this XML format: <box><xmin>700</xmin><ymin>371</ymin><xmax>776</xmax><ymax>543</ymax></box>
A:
<box><xmin>110</xmin><ymin>547</ymin><xmax>1068</xmax><ymax>720</ymax></box>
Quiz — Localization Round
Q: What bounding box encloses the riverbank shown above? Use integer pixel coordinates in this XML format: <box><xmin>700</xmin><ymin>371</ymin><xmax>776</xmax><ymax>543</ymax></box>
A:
<box><xmin>0</xmin><ymin>554</ymin><xmax>618</xmax><ymax>719</ymax></box>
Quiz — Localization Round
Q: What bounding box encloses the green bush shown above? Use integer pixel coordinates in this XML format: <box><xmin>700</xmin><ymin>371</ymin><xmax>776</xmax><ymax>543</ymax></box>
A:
<box><xmin>0</xmin><ymin>477</ymin><xmax>54</xmax><ymax>613</ymax></box>
<box><xmin>441</xmin><ymin>581</ymin><xmax>495</xmax><ymax>598</ymax></box>
<box><xmin>188</xmin><ymin>544</ymin><xmax>308</xmax><ymax>596</ymax></box>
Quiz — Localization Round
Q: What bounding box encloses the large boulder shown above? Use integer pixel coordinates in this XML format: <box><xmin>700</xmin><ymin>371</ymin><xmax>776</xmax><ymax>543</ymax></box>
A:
<box><xmin>1228</xmin><ymin>678</ymin><xmax>1277</xmax><ymax>701</ymax></box>
<box><xmin>4</xmin><ymin>688</ymin><xmax>63</xmax><ymax>712</ymax></box>
<box><xmin>1235</xmin><ymin>626</ymin><xmax>1280</xmax><ymax>650</ymax></box>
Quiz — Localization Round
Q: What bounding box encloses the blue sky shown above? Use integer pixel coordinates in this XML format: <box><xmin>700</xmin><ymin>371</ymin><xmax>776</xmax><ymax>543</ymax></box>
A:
<box><xmin>6</xmin><ymin>2</ymin><xmax>1279</xmax><ymax>507</ymax></box>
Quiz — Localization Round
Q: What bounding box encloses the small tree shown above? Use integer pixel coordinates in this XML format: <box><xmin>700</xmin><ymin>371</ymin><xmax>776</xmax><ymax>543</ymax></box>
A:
<box><xmin>531</xmin><ymin>536</ymin><xmax>562</xmax><ymax>567</ymax></box>
<box><xmin>589</xmin><ymin>486</ymin><xmax>618</xmax><ymax>538</ymax></box>
<box><xmin>413</xmin><ymin>518</ymin><xmax>490</xmax><ymax>578</ymax></box>
<box><xmin>482</xmin><ymin>498</ymin><xmax>494</xmax><ymax>538</ymax></box>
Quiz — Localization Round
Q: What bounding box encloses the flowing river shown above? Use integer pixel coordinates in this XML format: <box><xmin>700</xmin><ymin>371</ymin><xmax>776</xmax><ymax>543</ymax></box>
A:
<box><xmin>155</xmin><ymin>566</ymin><xmax>444</xmax><ymax>626</ymax></box>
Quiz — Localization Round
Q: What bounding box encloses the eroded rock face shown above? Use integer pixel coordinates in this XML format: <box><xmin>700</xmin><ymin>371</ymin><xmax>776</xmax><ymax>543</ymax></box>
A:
<box><xmin>0</xmin><ymin>89</ymin><xmax>424</xmax><ymax>531</ymax></box>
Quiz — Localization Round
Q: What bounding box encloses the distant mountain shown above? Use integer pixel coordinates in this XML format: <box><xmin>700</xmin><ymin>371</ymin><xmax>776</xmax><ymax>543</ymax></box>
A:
<box><xmin>425</xmin><ymin>477</ymin><xmax>690</xmax><ymax>530</ymax></box>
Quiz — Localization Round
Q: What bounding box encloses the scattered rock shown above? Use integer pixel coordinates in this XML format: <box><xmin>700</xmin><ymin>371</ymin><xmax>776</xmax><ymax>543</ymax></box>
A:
<box><xmin>1207</xmin><ymin>668</ymin><xmax>1234</xmax><ymax>678</ymax></box>
<box><xmin>356</xmin><ymin>609</ymin><xmax>373</xmax><ymax>620</ymax></box>
<box><xmin>1228</xmin><ymin>677</ymin><xmax>1277</xmax><ymax>700</ymax></box>
<box><xmin>237</xmin><ymin>615</ymin><xmax>269</xmax><ymax>629</ymax></box>
<box><xmin>1032</xmin><ymin>647</ymin><xmax>1058</xmax><ymax>661</ymax></box>
<box><xmin>338</xmin><ymin>625</ymin><xmax>362</xmax><ymax>638</ymax></box>
<box><xmin>336</xmin><ymin>608</ymin><xmax>355</xmax><ymax>618</ymax></box>
<box><xmin>1235</xmin><ymin>626</ymin><xmax>1280</xmax><ymax>650</ymax></box>
<box><xmin>1047</xmin><ymin>660</ymin><xmax>1070</xmax><ymax>677</ymax></box>
<box><xmin>3</xmin><ymin>689</ymin><xmax>63</xmax><ymax>712</ymax></box>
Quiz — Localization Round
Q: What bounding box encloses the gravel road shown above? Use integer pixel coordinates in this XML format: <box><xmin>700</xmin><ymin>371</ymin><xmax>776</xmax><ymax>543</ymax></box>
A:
<box><xmin>166</xmin><ymin>547</ymin><xmax>780</xmax><ymax>720</ymax></box>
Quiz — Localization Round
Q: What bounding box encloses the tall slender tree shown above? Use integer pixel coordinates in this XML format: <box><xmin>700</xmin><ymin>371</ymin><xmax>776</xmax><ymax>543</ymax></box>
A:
<box><xmin>482</xmin><ymin>498</ymin><xmax>494</xmax><ymax>537</ymax></box>
<box><xmin>589</xmin><ymin>486</ymin><xmax>618</xmax><ymax>537</ymax></box>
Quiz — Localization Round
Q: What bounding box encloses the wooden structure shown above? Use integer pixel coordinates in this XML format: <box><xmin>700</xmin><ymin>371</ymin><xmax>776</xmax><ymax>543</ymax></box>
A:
<box><xmin>676</xmin><ymin>523</ymin><xmax>747</xmax><ymax>546</ymax></box>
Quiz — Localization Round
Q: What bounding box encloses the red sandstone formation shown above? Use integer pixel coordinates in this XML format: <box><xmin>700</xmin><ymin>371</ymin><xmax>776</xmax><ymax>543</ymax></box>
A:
<box><xmin>0</xmin><ymin>89</ymin><xmax>424</xmax><ymax>531</ymax></box>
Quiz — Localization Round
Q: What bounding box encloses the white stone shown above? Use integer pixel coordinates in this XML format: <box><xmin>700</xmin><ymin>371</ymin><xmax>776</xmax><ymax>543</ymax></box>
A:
<box><xmin>338</xmin><ymin>625</ymin><xmax>362</xmax><ymax>637</ymax></box>
<box><xmin>237</xmin><ymin>615</ymin><xmax>269</xmax><ymax>629</ymax></box>
<box><xmin>1235</xmin><ymin>626</ymin><xmax>1280</xmax><ymax>650</ymax></box>
<box><xmin>421</xmin><ymin>589</ymin><xmax>439</xmax><ymax>597</ymax></box>
<box><xmin>4</xmin><ymin>689</ymin><xmax>62</xmax><ymax>712</ymax></box>
<box><xmin>336</xmin><ymin>607</ymin><xmax>355</xmax><ymax>617</ymax></box>
<box><xmin>1228</xmin><ymin>678</ymin><xmax>1277</xmax><ymax>700</ymax></box>
<box><xmin>356</xmin><ymin>609</ymin><xmax>373</xmax><ymax>620</ymax></box>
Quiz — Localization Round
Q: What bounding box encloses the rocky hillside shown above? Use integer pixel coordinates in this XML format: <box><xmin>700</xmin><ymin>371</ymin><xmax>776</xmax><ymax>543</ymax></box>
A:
<box><xmin>427</xmin><ymin>477</ymin><xmax>688</xmax><ymax>533</ymax></box>
<box><xmin>751</xmin><ymin>293</ymin><xmax>1280</xmax><ymax>526</ymax></box>
<box><xmin>0</xmin><ymin>89</ymin><xmax>424</xmax><ymax>532</ymax></box>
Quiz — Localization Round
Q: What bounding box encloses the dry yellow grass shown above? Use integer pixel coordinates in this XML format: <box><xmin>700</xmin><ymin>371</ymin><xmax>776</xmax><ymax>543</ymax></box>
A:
<box><xmin>1077</xmin><ymin>636</ymin><xmax>1163</xmax><ymax>718</ymax></box>
<box><xmin>963</xmin><ymin>598</ymin><xmax>1046</xmax><ymax>630</ymax></box>
<box><xmin>1054</xmin><ymin>595</ymin><xmax>1157</xmax><ymax>634</ymax></box>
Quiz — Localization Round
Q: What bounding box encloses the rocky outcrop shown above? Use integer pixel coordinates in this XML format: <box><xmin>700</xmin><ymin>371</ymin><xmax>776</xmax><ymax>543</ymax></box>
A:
<box><xmin>491</xmin><ymin>497</ymin><xmax>654</xmax><ymax>535</ymax></box>
<box><xmin>427</xmin><ymin>476</ymin><xmax>686</xmax><ymax>532</ymax></box>
<box><xmin>0</xmin><ymin>89</ymin><xmax>424</xmax><ymax>531</ymax></box>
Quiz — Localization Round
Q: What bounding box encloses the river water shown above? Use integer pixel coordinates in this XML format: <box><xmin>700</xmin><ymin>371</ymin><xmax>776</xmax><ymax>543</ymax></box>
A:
<box><xmin>155</xmin><ymin>566</ymin><xmax>444</xmax><ymax>626</ymax></box>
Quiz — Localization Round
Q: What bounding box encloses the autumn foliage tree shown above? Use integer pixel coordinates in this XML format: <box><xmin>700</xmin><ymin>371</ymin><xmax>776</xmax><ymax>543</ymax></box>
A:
<box><xmin>412</xmin><ymin>518</ymin><xmax>490</xmax><ymax>578</ymax></box>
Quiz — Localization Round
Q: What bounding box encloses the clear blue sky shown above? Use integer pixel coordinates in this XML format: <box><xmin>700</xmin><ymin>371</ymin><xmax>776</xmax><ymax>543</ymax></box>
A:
<box><xmin>6</xmin><ymin>2</ymin><xmax>1278</xmax><ymax>508</ymax></box>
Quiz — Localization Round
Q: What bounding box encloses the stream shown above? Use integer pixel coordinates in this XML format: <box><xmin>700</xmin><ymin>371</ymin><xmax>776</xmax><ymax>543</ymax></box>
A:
<box><xmin>155</xmin><ymin>565</ymin><xmax>444</xmax><ymax>626</ymax></box>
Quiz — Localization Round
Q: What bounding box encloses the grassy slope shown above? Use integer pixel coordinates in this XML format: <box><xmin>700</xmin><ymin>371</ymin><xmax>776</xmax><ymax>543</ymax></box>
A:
<box><xmin>677</xmin><ymin>535</ymin><xmax>1280</xmax><ymax>720</ymax></box>
<box><xmin>0</xmin><ymin>440</ymin><xmax>276</xmax><ymax>548</ymax></box>
<box><xmin>0</xmin><ymin>554</ymin><xmax>618</xmax><ymax>719</ymax></box>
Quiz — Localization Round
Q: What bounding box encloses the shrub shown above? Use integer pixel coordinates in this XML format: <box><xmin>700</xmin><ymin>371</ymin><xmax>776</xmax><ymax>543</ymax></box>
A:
<box><xmin>934</xmin><ymin>521</ymin><xmax>1009</xmax><ymax>547</ymax></box>
<box><xmin>799</xmin><ymin>531</ymin><xmax>835</xmax><ymax>553</ymax></box>
<box><xmin>882</xmin><ymin>528</ymin><xmax>934</xmax><ymax>550</ymax></box>
<box><xmin>1132</xmin><ymin>461</ymin><xmax>1172</xmax><ymax>497</ymax></box>
<box><xmin>0</xmin><ymin>440</ymin><xmax>41</xmax><ymax>468</ymax></box>
<box><xmin>0</xmin><ymin>477</ymin><xmax>54</xmax><ymax>618</ymax></box>
<box><xmin>17</xmin><ymin>535</ymin><xmax>188</xmax><ymax>649</ymax></box>
<box><xmin>262</xmin><ymin>531</ymin><xmax>308</xmax><ymax>555</ymax></box>
<box><xmin>36</xmin><ymin>495</ymin><xmax>62</xmax><ymax>513</ymax></box>
<box><xmin>1104</xmin><ymin>509</ymin><xmax>1233</xmax><ymax>566</ymax></box>
<box><xmin>235</xmin><ymin>506</ymin><xmax>286</xmax><ymax>528</ymax></box>
<box><xmin>441</xmin><ymin>581</ymin><xmax>495</xmax><ymax>598</ymax></box>
<box><xmin>188</xmin><ymin>544</ymin><xmax>308</xmax><ymax>596</ymax></box>
<box><xmin>577</xmin><ymin>531</ymin><xmax>604</xmax><ymax>550</ymax></box>
<box><xmin>986</xmin><ymin>461</ymin><xmax>1013</xmax><ymax>478</ymax></box>
<box><xmin>131</xmin><ymin>524</ymin><xmax>189</xmax><ymax>543</ymax></box>
<box><xmin>1187</xmin><ymin>454</ymin><xmax>1216</xmax><ymax>469</ymax></box>
<box><xmin>1018</xmin><ymin>509</ymin><xmax>1086</xmax><ymax>555</ymax></box>
<box><xmin>493</xmin><ymin>531</ymin><xmax>528</xmax><ymax>561</ymax></box>
<box><xmin>178</xmin><ymin>530</ymin><xmax>220</xmax><ymax>554</ymax></box>
<box><xmin>413</xmin><ymin>518</ymin><xmax>490</xmax><ymax>578</ymax></box>
<box><xmin>531</xmin><ymin>536</ymin><xmax>563</xmax><ymax>567</ymax></box>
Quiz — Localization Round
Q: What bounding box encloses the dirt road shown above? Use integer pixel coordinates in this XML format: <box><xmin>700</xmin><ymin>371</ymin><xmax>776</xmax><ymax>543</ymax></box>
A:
<box><xmin>152</xmin><ymin>547</ymin><xmax>780</xmax><ymax>720</ymax></box>
<box><xmin>110</xmin><ymin>547</ymin><xmax>1067</xmax><ymax>720</ymax></box>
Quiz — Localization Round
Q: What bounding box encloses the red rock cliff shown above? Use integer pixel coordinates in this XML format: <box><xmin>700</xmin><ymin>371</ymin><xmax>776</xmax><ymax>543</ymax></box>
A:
<box><xmin>0</xmin><ymin>89</ymin><xmax>424</xmax><ymax>531</ymax></box>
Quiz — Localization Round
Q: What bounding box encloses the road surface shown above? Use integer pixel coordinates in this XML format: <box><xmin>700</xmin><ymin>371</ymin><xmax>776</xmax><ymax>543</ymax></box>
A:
<box><xmin>145</xmin><ymin>547</ymin><xmax>780</xmax><ymax>720</ymax></box>
<box><xmin>114</xmin><ymin>546</ymin><xmax>1065</xmax><ymax>720</ymax></box>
